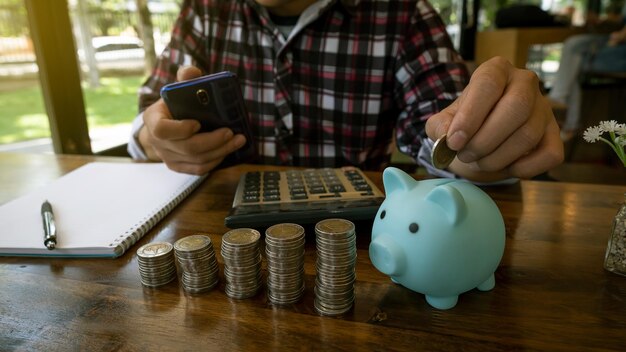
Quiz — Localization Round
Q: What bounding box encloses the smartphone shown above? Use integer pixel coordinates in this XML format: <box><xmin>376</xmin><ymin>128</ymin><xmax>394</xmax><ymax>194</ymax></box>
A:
<box><xmin>160</xmin><ymin>71</ymin><xmax>255</xmax><ymax>167</ymax></box>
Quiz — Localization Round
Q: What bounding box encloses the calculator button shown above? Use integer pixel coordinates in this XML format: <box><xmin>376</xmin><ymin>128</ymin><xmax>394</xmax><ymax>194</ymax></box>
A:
<box><xmin>263</xmin><ymin>194</ymin><xmax>281</xmax><ymax>202</ymax></box>
<box><xmin>264</xmin><ymin>182</ymin><xmax>280</xmax><ymax>188</ymax></box>
<box><xmin>290</xmin><ymin>193</ymin><xmax>308</xmax><ymax>200</ymax></box>
<box><xmin>263</xmin><ymin>171</ymin><xmax>280</xmax><ymax>180</ymax></box>
<box><xmin>350</xmin><ymin>179</ymin><xmax>367</xmax><ymax>185</ymax></box>
<box><xmin>344</xmin><ymin>170</ymin><xmax>361</xmax><ymax>180</ymax></box>
<box><xmin>309</xmin><ymin>186</ymin><xmax>326</xmax><ymax>194</ymax></box>
<box><xmin>243</xmin><ymin>195</ymin><xmax>259</xmax><ymax>203</ymax></box>
<box><xmin>289</xmin><ymin>187</ymin><xmax>306</xmax><ymax>194</ymax></box>
<box><xmin>288</xmin><ymin>181</ymin><xmax>305</xmax><ymax>189</ymax></box>
<box><xmin>328</xmin><ymin>184</ymin><xmax>346</xmax><ymax>193</ymax></box>
<box><xmin>354</xmin><ymin>184</ymin><xmax>372</xmax><ymax>191</ymax></box>
<box><xmin>244</xmin><ymin>190</ymin><xmax>259</xmax><ymax>197</ymax></box>
<box><xmin>263</xmin><ymin>188</ymin><xmax>280</xmax><ymax>196</ymax></box>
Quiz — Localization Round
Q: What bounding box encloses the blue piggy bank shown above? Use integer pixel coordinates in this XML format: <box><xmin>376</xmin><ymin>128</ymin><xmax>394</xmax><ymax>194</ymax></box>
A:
<box><xmin>369</xmin><ymin>167</ymin><xmax>505</xmax><ymax>310</ymax></box>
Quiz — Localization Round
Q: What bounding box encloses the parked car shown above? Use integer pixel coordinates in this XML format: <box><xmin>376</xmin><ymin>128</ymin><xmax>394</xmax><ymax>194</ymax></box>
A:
<box><xmin>92</xmin><ymin>36</ymin><xmax>144</xmax><ymax>61</ymax></box>
<box><xmin>78</xmin><ymin>36</ymin><xmax>145</xmax><ymax>71</ymax></box>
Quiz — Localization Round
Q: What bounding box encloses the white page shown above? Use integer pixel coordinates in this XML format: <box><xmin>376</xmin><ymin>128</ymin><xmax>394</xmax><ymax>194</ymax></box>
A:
<box><xmin>0</xmin><ymin>162</ymin><xmax>203</xmax><ymax>257</ymax></box>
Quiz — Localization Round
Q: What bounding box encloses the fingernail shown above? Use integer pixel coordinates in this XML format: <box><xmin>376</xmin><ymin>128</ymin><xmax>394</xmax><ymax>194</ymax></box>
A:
<box><xmin>447</xmin><ymin>130</ymin><xmax>467</xmax><ymax>150</ymax></box>
<box><xmin>458</xmin><ymin>150</ymin><xmax>478</xmax><ymax>163</ymax></box>
<box><xmin>193</xmin><ymin>121</ymin><xmax>202</xmax><ymax>133</ymax></box>
<box><xmin>223</xmin><ymin>129</ymin><xmax>234</xmax><ymax>141</ymax></box>
<box><xmin>233</xmin><ymin>135</ymin><xmax>246</xmax><ymax>148</ymax></box>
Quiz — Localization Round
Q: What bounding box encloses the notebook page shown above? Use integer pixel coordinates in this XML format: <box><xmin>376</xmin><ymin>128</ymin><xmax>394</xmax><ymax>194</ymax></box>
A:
<box><xmin>0</xmin><ymin>162</ymin><xmax>203</xmax><ymax>256</ymax></box>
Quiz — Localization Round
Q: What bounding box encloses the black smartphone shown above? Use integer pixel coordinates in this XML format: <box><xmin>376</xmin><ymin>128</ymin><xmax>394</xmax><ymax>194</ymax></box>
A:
<box><xmin>160</xmin><ymin>71</ymin><xmax>255</xmax><ymax>167</ymax></box>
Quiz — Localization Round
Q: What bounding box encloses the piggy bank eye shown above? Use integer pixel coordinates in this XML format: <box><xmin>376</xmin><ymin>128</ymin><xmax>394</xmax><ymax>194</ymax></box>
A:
<box><xmin>380</xmin><ymin>210</ymin><xmax>386</xmax><ymax>219</ymax></box>
<box><xmin>408</xmin><ymin>223</ymin><xmax>419</xmax><ymax>233</ymax></box>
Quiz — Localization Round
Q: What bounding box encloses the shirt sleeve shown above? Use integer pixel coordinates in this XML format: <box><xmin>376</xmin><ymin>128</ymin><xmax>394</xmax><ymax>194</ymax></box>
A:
<box><xmin>127</xmin><ymin>112</ymin><xmax>148</xmax><ymax>160</ymax></box>
<box><xmin>393</xmin><ymin>0</ymin><xmax>469</xmax><ymax>173</ymax></box>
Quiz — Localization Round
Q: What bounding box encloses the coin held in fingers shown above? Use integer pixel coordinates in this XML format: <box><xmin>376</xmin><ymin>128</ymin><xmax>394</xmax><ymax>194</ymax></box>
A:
<box><xmin>431</xmin><ymin>134</ymin><xmax>457</xmax><ymax>170</ymax></box>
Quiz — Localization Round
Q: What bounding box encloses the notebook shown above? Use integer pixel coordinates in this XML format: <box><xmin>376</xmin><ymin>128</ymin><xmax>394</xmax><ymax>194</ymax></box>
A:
<box><xmin>0</xmin><ymin>162</ymin><xmax>205</xmax><ymax>258</ymax></box>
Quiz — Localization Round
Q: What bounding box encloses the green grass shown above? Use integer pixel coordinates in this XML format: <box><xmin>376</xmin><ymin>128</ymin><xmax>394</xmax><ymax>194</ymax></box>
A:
<box><xmin>0</xmin><ymin>75</ymin><xmax>145</xmax><ymax>144</ymax></box>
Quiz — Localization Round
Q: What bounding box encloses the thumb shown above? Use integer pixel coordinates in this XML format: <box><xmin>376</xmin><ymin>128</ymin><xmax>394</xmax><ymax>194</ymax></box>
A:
<box><xmin>425</xmin><ymin>99</ymin><xmax>458</xmax><ymax>142</ymax></box>
<box><xmin>176</xmin><ymin>66</ymin><xmax>203</xmax><ymax>82</ymax></box>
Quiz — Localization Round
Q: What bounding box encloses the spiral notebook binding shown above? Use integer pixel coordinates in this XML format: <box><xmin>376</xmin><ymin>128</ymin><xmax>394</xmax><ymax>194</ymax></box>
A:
<box><xmin>111</xmin><ymin>174</ymin><xmax>207</xmax><ymax>257</ymax></box>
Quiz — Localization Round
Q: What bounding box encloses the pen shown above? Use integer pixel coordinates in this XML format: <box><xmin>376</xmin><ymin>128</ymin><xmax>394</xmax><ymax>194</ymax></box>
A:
<box><xmin>41</xmin><ymin>200</ymin><xmax>57</xmax><ymax>250</ymax></box>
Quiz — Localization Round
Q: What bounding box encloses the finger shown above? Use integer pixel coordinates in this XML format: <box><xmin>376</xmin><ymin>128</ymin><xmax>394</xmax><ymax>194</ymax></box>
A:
<box><xmin>425</xmin><ymin>99</ymin><xmax>459</xmax><ymax>141</ymax></box>
<box><xmin>447</xmin><ymin>57</ymin><xmax>511</xmax><ymax>151</ymax></box>
<box><xmin>175</xmin><ymin>128</ymin><xmax>240</xmax><ymax>160</ymax></box>
<box><xmin>156</xmin><ymin>129</ymin><xmax>245</xmax><ymax>164</ymax></box>
<box><xmin>144</xmin><ymin>100</ymin><xmax>200</xmax><ymax>140</ymax></box>
<box><xmin>191</xmin><ymin>133</ymin><xmax>247</xmax><ymax>164</ymax></box>
<box><xmin>472</xmin><ymin>93</ymin><xmax>549</xmax><ymax>172</ymax></box>
<box><xmin>164</xmin><ymin>159</ymin><xmax>222</xmax><ymax>176</ymax></box>
<box><xmin>152</xmin><ymin>118</ymin><xmax>203</xmax><ymax>141</ymax></box>
<box><xmin>457</xmin><ymin>69</ymin><xmax>540</xmax><ymax>163</ymax></box>
<box><xmin>159</xmin><ymin>134</ymin><xmax>247</xmax><ymax>175</ymax></box>
<box><xmin>177</xmin><ymin>66</ymin><xmax>203</xmax><ymax>82</ymax></box>
<box><xmin>507</xmin><ymin>118</ymin><xmax>564</xmax><ymax>179</ymax></box>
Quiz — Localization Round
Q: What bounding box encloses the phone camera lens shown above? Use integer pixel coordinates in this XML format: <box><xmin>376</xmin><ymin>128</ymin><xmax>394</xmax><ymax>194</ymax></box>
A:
<box><xmin>196</xmin><ymin>89</ymin><xmax>210</xmax><ymax>105</ymax></box>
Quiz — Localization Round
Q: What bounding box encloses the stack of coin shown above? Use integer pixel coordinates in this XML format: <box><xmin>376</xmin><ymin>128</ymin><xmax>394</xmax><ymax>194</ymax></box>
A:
<box><xmin>265</xmin><ymin>223</ymin><xmax>306</xmax><ymax>305</ymax></box>
<box><xmin>221</xmin><ymin>228</ymin><xmax>263</xmax><ymax>299</ymax></box>
<box><xmin>314</xmin><ymin>218</ymin><xmax>357</xmax><ymax>316</ymax></box>
<box><xmin>136</xmin><ymin>242</ymin><xmax>177</xmax><ymax>288</ymax></box>
<box><xmin>173</xmin><ymin>235</ymin><xmax>220</xmax><ymax>294</ymax></box>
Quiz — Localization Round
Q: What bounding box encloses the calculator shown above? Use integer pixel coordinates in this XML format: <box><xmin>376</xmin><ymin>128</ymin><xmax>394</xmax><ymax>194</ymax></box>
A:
<box><xmin>224</xmin><ymin>167</ymin><xmax>385</xmax><ymax>228</ymax></box>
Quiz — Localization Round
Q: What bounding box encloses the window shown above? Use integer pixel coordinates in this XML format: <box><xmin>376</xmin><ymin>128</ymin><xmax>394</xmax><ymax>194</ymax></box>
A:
<box><xmin>0</xmin><ymin>0</ymin><xmax>178</xmax><ymax>155</ymax></box>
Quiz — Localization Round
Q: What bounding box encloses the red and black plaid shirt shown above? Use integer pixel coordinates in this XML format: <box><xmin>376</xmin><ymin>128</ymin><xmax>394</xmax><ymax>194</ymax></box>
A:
<box><xmin>138</xmin><ymin>0</ymin><xmax>469</xmax><ymax>170</ymax></box>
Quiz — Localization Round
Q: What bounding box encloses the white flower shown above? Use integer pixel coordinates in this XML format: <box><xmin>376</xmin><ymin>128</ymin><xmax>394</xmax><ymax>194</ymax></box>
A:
<box><xmin>600</xmin><ymin>120</ymin><xmax>620</xmax><ymax>133</ymax></box>
<box><xmin>584</xmin><ymin>120</ymin><xmax>626</xmax><ymax>167</ymax></box>
<box><xmin>583</xmin><ymin>126</ymin><xmax>602</xmax><ymax>143</ymax></box>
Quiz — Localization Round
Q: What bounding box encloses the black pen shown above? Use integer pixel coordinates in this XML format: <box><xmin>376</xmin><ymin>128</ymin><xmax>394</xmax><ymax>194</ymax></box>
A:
<box><xmin>41</xmin><ymin>200</ymin><xmax>57</xmax><ymax>250</ymax></box>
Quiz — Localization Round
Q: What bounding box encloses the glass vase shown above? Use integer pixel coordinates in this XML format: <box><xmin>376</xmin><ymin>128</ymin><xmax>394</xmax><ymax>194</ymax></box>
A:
<box><xmin>604</xmin><ymin>193</ymin><xmax>626</xmax><ymax>276</ymax></box>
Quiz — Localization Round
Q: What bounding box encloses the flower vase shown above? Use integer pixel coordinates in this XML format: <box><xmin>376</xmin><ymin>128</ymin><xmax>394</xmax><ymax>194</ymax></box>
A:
<box><xmin>604</xmin><ymin>193</ymin><xmax>626</xmax><ymax>276</ymax></box>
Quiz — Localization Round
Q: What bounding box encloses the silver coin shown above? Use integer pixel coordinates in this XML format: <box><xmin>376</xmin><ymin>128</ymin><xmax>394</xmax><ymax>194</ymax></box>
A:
<box><xmin>266</xmin><ymin>223</ymin><xmax>305</xmax><ymax>241</ymax></box>
<box><xmin>315</xmin><ymin>219</ymin><xmax>354</xmax><ymax>237</ymax></box>
<box><xmin>174</xmin><ymin>235</ymin><xmax>211</xmax><ymax>252</ymax></box>
<box><xmin>222</xmin><ymin>228</ymin><xmax>261</xmax><ymax>247</ymax></box>
<box><xmin>137</xmin><ymin>242</ymin><xmax>174</xmax><ymax>258</ymax></box>
<box><xmin>431</xmin><ymin>134</ymin><xmax>457</xmax><ymax>169</ymax></box>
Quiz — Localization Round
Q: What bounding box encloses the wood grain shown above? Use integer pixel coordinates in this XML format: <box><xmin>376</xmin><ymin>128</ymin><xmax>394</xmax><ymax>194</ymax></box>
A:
<box><xmin>1</xmin><ymin>152</ymin><xmax>625</xmax><ymax>351</ymax></box>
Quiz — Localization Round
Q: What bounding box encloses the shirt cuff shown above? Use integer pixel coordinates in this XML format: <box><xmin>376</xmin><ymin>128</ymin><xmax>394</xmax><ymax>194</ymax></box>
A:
<box><xmin>417</xmin><ymin>136</ymin><xmax>519</xmax><ymax>186</ymax></box>
<box><xmin>127</xmin><ymin>112</ymin><xmax>149</xmax><ymax>160</ymax></box>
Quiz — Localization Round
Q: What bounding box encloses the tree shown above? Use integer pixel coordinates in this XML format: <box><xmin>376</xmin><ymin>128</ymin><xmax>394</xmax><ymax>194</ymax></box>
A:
<box><xmin>75</xmin><ymin>0</ymin><xmax>100</xmax><ymax>87</ymax></box>
<box><xmin>135</xmin><ymin>0</ymin><xmax>156</xmax><ymax>77</ymax></box>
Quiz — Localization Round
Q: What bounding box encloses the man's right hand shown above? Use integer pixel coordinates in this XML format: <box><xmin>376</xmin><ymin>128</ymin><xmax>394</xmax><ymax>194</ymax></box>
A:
<box><xmin>138</xmin><ymin>66</ymin><xmax>247</xmax><ymax>175</ymax></box>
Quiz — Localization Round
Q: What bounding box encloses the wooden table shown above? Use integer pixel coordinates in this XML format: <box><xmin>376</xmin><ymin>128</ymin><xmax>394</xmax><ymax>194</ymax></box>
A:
<box><xmin>1</xmin><ymin>153</ymin><xmax>625</xmax><ymax>351</ymax></box>
<box><xmin>475</xmin><ymin>27</ymin><xmax>586</xmax><ymax>68</ymax></box>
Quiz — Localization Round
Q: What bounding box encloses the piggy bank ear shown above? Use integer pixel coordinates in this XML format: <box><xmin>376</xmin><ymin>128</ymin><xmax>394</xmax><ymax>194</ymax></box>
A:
<box><xmin>425</xmin><ymin>185</ymin><xmax>467</xmax><ymax>225</ymax></box>
<box><xmin>382</xmin><ymin>167</ymin><xmax>417</xmax><ymax>194</ymax></box>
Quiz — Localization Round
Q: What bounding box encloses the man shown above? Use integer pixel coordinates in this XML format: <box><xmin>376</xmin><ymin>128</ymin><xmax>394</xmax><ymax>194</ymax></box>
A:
<box><xmin>549</xmin><ymin>1</ymin><xmax>626</xmax><ymax>140</ymax></box>
<box><xmin>128</xmin><ymin>0</ymin><xmax>563</xmax><ymax>183</ymax></box>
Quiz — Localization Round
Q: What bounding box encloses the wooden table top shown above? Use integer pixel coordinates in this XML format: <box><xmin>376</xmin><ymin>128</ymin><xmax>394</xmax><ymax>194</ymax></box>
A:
<box><xmin>1</xmin><ymin>153</ymin><xmax>625</xmax><ymax>351</ymax></box>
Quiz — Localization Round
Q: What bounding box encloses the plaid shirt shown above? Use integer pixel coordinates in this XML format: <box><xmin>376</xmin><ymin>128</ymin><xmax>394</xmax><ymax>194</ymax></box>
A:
<box><xmin>135</xmin><ymin>0</ymin><xmax>469</xmax><ymax>170</ymax></box>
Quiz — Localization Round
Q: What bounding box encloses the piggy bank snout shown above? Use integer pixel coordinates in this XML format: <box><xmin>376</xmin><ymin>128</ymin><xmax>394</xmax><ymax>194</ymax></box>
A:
<box><xmin>369</xmin><ymin>235</ymin><xmax>406</xmax><ymax>277</ymax></box>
